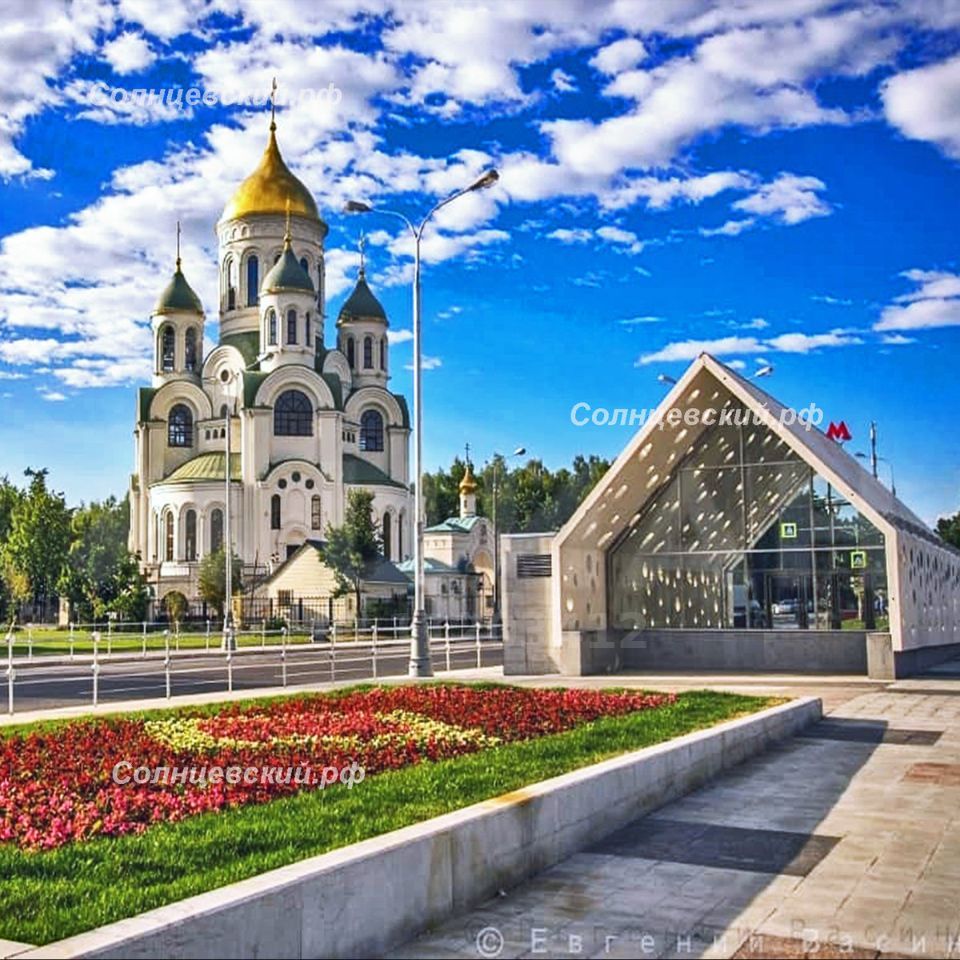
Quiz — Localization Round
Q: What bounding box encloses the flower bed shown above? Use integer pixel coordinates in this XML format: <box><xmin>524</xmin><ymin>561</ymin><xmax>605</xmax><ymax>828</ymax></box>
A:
<box><xmin>0</xmin><ymin>684</ymin><xmax>675</xmax><ymax>851</ymax></box>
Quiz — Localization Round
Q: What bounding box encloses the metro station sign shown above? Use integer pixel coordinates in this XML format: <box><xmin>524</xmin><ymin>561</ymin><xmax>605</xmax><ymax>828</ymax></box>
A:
<box><xmin>827</xmin><ymin>421</ymin><xmax>852</xmax><ymax>442</ymax></box>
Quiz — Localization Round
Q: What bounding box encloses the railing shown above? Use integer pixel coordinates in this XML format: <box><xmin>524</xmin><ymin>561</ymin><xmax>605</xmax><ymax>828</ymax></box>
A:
<box><xmin>2</xmin><ymin>620</ymin><xmax>503</xmax><ymax>715</ymax></box>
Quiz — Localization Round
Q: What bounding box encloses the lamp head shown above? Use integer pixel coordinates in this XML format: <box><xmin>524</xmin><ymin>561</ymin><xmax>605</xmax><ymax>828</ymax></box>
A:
<box><xmin>657</xmin><ymin>373</ymin><xmax>676</xmax><ymax>385</ymax></box>
<box><xmin>753</xmin><ymin>364</ymin><xmax>775</xmax><ymax>379</ymax></box>
<box><xmin>513</xmin><ymin>446</ymin><xmax>526</xmax><ymax>457</ymax></box>
<box><xmin>468</xmin><ymin>169</ymin><xmax>499</xmax><ymax>192</ymax></box>
<box><xmin>344</xmin><ymin>200</ymin><xmax>372</xmax><ymax>213</ymax></box>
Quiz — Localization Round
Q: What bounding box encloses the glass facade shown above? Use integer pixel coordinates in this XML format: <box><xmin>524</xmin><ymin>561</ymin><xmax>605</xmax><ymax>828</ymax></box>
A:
<box><xmin>609</xmin><ymin>409</ymin><xmax>888</xmax><ymax>631</ymax></box>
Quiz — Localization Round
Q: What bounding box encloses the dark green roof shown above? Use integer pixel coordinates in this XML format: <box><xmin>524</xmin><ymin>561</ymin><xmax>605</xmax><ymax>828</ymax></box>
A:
<box><xmin>154</xmin><ymin>265</ymin><xmax>203</xmax><ymax>315</ymax></box>
<box><xmin>321</xmin><ymin>372</ymin><xmax>343</xmax><ymax>410</ymax></box>
<box><xmin>242</xmin><ymin>370</ymin><xmax>270</xmax><ymax>408</ymax></box>
<box><xmin>337</xmin><ymin>272</ymin><xmax>386</xmax><ymax>323</ymax></box>
<box><xmin>342</xmin><ymin>453</ymin><xmax>407</xmax><ymax>489</ymax></box>
<box><xmin>161</xmin><ymin>453</ymin><xmax>241</xmax><ymax>484</ymax></box>
<box><xmin>424</xmin><ymin>515</ymin><xmax>485</xmax><ymax>533</ymax></box>
<box><xmin>261</xmin><ymin>244</ymin><xmax>315</xmax><ymax>294</ymax></box>
<box><xmin>221</xmin><ymin>331</ymin><xmax>261</xmax><ymax>367</ymax></box>
<box><xmin>138</xmin><ymin>386</ymin><xmax>157</xmax><ymax>422</ymax></box>
<box><xmin>393</xmin><ymin>393</ymin><xmax>410</xmax><ymax>429</ymax></box>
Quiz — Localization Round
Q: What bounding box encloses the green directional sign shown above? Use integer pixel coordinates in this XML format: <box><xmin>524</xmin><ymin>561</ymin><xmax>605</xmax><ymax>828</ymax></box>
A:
<box><xmin>780</xmin><ymin>521</ymin><xmax>798</xmax><ymax>539</ymax></box>
<box><xmin>850</xmin><ymin>550</ymin><xmax>867</xmax><ymax>569</ymax></box>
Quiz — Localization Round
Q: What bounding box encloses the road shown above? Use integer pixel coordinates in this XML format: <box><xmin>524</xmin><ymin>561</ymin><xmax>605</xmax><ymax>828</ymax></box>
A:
<box><xmin>4</xmin><ymin>639</ymin><xmax>503</xmax><ymax>713</ymax></box>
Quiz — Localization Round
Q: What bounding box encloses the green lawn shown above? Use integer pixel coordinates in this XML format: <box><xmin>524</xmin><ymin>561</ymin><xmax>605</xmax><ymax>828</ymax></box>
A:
<box><xmin>0</xmin><ymin>685</ymin><xmax>774</xmax><ymax>945</ymax></box>
<box><xmin>1</xmin><ymin>626</ymin><xmax>396</xmax><ymax>657</ymax></box>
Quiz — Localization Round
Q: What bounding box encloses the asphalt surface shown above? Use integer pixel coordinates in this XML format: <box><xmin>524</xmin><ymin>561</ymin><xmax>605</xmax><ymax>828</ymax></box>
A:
<box><xmin>4</xmin><ymin>639</ymin><xmax>503</xmax><ymax>713</ymax></box>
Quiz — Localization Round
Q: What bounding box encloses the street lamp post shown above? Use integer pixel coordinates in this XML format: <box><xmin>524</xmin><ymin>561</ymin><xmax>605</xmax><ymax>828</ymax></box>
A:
<box><xmin>856</xmin><ymin>451</ymin><xmax>897</xmax><ymax>497</ymax></box>
<box><xmin>345</xmin><ymin>168</ymin><xmax>500</xmax><ymax>678</ymax></box>
<box><xmin>492</xmin><ymin>447</ymin><xmax>526</xmax><ymax>623</ymax></box>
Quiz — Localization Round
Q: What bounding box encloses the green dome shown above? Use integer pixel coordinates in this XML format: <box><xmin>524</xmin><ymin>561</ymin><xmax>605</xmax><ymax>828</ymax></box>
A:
<box><xmin>338</xmin><ymin>271</ymin><xmax>386</xmax><ymax>324</ymax></box>
<box><xmin>154</xmin><ymin>264</ymin><xmax>203</xmax><ymax>315</ymax></box>
<box><xmin>261</xmin><ymin>243</ymin><xmax>315</xmax><ymax>295</ymax></box>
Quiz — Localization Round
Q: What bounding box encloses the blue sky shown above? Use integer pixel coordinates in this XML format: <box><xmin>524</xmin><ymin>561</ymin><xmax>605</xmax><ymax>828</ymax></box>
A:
<box><xmin>0</xmin><ymin>0</ymin><xmax>959</xmax><ymax>523</ymax></box>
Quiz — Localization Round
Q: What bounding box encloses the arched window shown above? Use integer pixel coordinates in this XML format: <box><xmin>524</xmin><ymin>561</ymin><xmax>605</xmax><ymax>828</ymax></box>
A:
<box><xmin>161</xmin><ymin>325</ymin><xmax>175</xmax><ymax>372</ymax></box>
<box><xmin>164</xmin><ymin>512</ymin><xmax>174</xmax><ymax>562</ymax></box>
<box><xmin>271</xmin><ymin>494</ymin><xmax>281</xmax><ymax>530</ymax></box>
<box><xmin>363</xmin><ymin>335</ymin><xmax>373</xmax><ymax>369</ymax></box>
<box><xmin>299</xmin><ymin>256</ymin><xmax>309</xmax><ymax>276</ymax></box>
<box><xmin>185</xmin><ymin>509</ymin><xmax>197</xmax><ymax>561</ymax></box>
<box><xmin>168</xmin><ymin>404</ymin><xmax>193</xmax><ymax>447</ymax></box>
<box><xmin>379</xmin><ymin>337</ymin><xmax>386</xmax><ymax>371</ymax></box>
<box><xmin>286</xmin><ymin>308</ymin><xmax>297</xmax><ymax>344</ymax></box>
<box><xmin>305</xmin><ymin>312</ymin><xmax>311</xmax><ymax>349</ymax></box>
<box><xmin>267</xmin><ymin>308</ymin><xmax>277</xmax><ymax>346</ymax></box>
<box><xmin>274</xmin><ymin>389</ymin><xmax>313</xmax><ymax>436</ymax></box>
<box><xmin>225</xmin><ymin>257</ymin><xmax>236</xmax><ymax>310</ymax></box>
<box><xmin>359</xmin><ymin>409</ymin><xmax>384</xmax><ymax>452</ymax></box>
<box><xmin>397</xmin><ymin>511</ymin><xmax>404</xmax><ymax>559</ymax></box>
<box><xmin>184</xmin><ymin>328</ymin><xmax>198</xmax><ymax>372</ymax></box>
<box><xmin>311</xmin><ymin>495</ymin><xmax>322</xmax><ymax>530</ymax></box>
<box><xmin>383</xmin><ymin>512</ymin><xmax>392</xmax><ymax>560</ymax></box>
<box><xmin>346</xmin><ymin>336</ymin><xmax>355</xmax><ymax>368</ymax></box>
<box><xmin>210</xmin><ymin>508</ymin><xmax>224</xmax><ymax>553</ymax></box>
<box><xmin>246</xmin><ymin>255</ymin><xmax>259</xmax><ymax>307</ymax></box>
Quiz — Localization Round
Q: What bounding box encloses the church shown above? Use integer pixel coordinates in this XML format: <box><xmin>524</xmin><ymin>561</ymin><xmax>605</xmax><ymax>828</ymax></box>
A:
<box><xmin>128</xmin><ymin>115</ymin><xmax>412</xmax><ymax>604</ymax></box>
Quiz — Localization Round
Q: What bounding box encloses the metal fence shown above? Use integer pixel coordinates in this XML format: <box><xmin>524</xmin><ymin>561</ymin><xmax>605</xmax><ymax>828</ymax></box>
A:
<box><xmin>2</xmin><ymin>619</ymin><xmax>503</xmax><ymax>716</ymax></box>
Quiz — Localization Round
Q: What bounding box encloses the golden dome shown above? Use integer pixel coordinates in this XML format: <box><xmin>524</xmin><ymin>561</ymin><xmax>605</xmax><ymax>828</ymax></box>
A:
<box><xmin>221</xmin><ymin>124</ymin><xmax>323</xmax><ymax>225</ymax></box>
<box><xmin>459</xmin><ymin>462</ymin><xmax>478</xmax><ymax>495</ymax></box>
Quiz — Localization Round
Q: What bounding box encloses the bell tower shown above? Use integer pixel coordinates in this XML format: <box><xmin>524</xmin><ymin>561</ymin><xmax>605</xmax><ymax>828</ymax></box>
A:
<box><xmin>151</xmin><ymin>222</ymin><xmax>204</xmax><ymax>387</ymax></box>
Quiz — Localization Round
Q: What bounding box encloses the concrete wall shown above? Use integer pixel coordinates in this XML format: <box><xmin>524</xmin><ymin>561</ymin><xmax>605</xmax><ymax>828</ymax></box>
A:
<box><xmin>502</xmin><ymin>533</ymin><xmax>558</xmax><ymax>675</ymax></box>
<box><xmin>619</xmin><ymin>628</ymin><xmax>868</xmax><ymax>674</ymax></box>
<box><xmin>20</xmin><ymin>698</ymin><xmax>821</xmax><ymax>960</ymax></box>
<box><xmin>867</xmin><ymin>630</ymin><xmax>960</xmax><ymax>679</ymax></box>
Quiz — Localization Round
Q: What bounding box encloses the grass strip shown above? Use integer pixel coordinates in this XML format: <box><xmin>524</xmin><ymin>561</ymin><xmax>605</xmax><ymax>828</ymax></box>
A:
<box><xmin>0</xmin><ymin>686</ymin><xmax>774</xmax><ymax>945</ymax></box>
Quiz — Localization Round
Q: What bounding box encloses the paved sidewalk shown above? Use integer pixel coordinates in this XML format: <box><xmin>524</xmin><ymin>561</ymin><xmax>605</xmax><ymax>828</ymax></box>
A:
<box><xmin>390</xmin><ymin>670</ymin><xmax>960</xmax><ymax>959</ymax></box>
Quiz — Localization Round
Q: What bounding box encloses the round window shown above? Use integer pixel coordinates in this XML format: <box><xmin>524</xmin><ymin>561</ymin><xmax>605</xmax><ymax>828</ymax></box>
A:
<box><xmin>219</xmin><ymin>370</ymin><xmax>230</xmax><ymax>383</ymax></box>
<box><xmin>292</xmin><ymin>471</ymin><xmax>301</xmax><ymax>483</ymax></box>
<box><xmin>305</xmin><ymin>479</ymin><xmax>315</xmax><ymax>489</ymax></box>
<box><xmin>278</xmin><ymin>479</ymin><xmax>288</xmax><ymax>489</ymax></box>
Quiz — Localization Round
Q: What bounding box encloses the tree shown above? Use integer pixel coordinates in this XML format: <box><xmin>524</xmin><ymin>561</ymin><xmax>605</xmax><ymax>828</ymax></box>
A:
<box><xmin>937</xmin><ymin>510</ymin><xmax>960</xmax><ymax>550</ymax></box>
<box><xmin>422</xmin><ymin>453</ymin><xmax>611</xmax><ymax>533</ymax></box>
<box><xmin>2</xmin><ymin>468</ymin><xmax>72</xmax><ymax>609</ymax></box>
<box><xmin>0</xmin><ymin>476</ymin><xmax>24</xmax><ymax>620</ymax></box>
<box><xmin>198</xmin><ymin>549</ymin><xmax>243</xmax><ymax>619</ymax></box>
<box><xmin>164</xmin><ymin>590</ymin><xmax>188</xmax><ymax>630</ymax></box>
<box><xmin>320</xmin><ymin>489</ymin><xmax>382</xmax><ymax>611</ymax></box>
<box><xmin>57</xmin><ymin>496</ymin><xmax>148</xmax><ymax>622</ymax></box>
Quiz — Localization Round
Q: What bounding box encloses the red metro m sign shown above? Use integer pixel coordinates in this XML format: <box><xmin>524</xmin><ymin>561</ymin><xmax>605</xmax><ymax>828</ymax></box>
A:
<box><xmin>826</xmin><ymin>421</ymin><xmax>852</xmax><ymax>442</ymax></box>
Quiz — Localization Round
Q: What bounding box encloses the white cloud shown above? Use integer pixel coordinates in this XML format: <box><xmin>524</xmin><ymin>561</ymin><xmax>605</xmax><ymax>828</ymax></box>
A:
<box><xmin>590</xmin><ymin>37</ymin><xmax>647</xmax><ymax>75</ymax></box>
<box><xmin>700</xmin><ymin>218</ymin><xmax>756</xmax><ymax>237</ymax></box>
<box><xmin>550</xmin><ymin>68</ymin><xmax>576</xmax><ymax>93</ymax></box>
<box><xmin>738</xmin><ymin>317</ymin><xmax>770</xmax><ymax>329</ymax></box>
<box><xmin>405</xmin><ymin>355</ymin><xmax>442</xmax><ymax>371</ymax></box>
<box><xmin>101</xmin><ymin>32</ymin><xmax>155</xmax><ymax>74</ymax></box>
<box><xmin>637</xmin><ymin>327</ymin><xmax>862</xmax><ymax>365</ymax></box>
<box><xmin>880</xmin><ymin>333</ymin><xmax>915</xmax><ymax>345</ymax></box>
<box><xmin>765</xmin><ymin>330</ymin><xmax>863</xmax><ymax>352</ymax></box>
<box><xmin>546</xmin><ymin>228</ymin><xmax>593</xmax><ymax>244</ymax></box>
<box><xmin>637</xmin><ymin>336</ymin><xmax>766</xmax><ymax>366</ymax></box>
<box><xmin>387</xmin><ymin>328</ymin><xmax>413</xmax><ymax>345</ymax></box>
<box><xmin>882</xmin><ymin>53</ymin><xmax>960</xmax><ymax>159</ymax></box>
<box><xmin>39</xmin><ymin>389</ymin><xmax>67</xmax><ymax>402</ymax></box>
<box><xmin>596</xmin><ymin>225</ymin><xmax>643</xmax><ymax>254</ymax></box>
<box><xmin>619</xmin><ymin>316</ymin><xmax>662</xmax><ymax>325</ymax></box>
<box><xmin>0</xmin><ymin>0</ymin><xmax>112</xmax><ymax>178</ymax></box>
<box><xmin>875</xmin><ymin>268</ymin><xmax>960</xmax><ymax>331</ymax></box>
<box><xmin>727</xmin><ymin>359</ymin><xmax>747</xmax><ymax>370</ymax></box>
<box><xmin>732</xmin><ymin>173</ymin><xmax>830</xmax><ymax>224</ymax></box>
